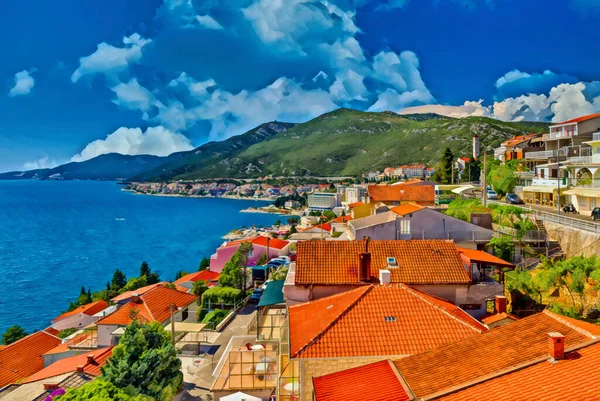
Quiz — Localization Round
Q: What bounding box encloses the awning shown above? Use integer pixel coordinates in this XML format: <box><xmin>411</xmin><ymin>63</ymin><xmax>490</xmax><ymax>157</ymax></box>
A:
<box><xmin>111</xmin><ymin>327</ymin><xmax>126</xmax><ymax>336</ymax></box>
<box><xmin>220</xmin><ymin>392</ymin><xmax>261</xmax><ymax>401</ymax></box>
<box><xmin>163</xmin><ymin>322</ymin><xmax>206</xmax><ymax>333</ymax></box>
<box><xmin>258</xmin><ymin>280</ymin><xmax>285</xmax><ymax>307</ymax></box>
<box><xmin>451</xmin><ymin>185</ymin><xmax>476</xmax><ymax>195</ymax></box>
<box><xmin>457</xmin><ymin>247</ymin><xmax>514</xmax><ymax>267</ymax></box>
<box><xmin>522</xmin><ymin>185</ymin><xmax>558</xmax><ymax>194</ymax></box>
<box><xmin>563</xmin><ymin>188</ymin><xmax>600</xmax><ymax>198</ymax></box>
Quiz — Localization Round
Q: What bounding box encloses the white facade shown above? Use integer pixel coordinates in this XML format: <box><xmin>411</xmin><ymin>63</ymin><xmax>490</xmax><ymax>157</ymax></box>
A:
<box><xmin>345</xmin><ymin>186</ymin><xmax>366</xmax><ymax>204</ymax></box>
<box><xmin>308</xmin><ymin>193</ymin><xmax>341</xmax><ymax>211</ymax></box>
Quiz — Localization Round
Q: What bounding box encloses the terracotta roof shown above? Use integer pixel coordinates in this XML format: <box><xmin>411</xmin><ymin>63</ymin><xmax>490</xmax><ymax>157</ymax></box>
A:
<box><xmin>111</xmin><ymin>283</ymin><xmax>164</xmax><ymax>303</ymax></box>
<box><xmin>252</xmin><ymin>236</ymin><xmax>290</xmax><ymax>250</ymax></box>
<box><xmin>331</xmin><ymin>215</ymin><xmax>353</xmax><ymax>223</ymax></box>
<box><xmin>390</xmin><ymin>203</ymin><xmax>424</xmax><ymax>216</ymax></box>
<box><xmin>434</xmin><ymin>341</ymin><xmax>600</xmax><ymax>401</ymax></box>
<box><xmin>459</xmin><ymin>157</ymin><xmax>470</xmax><ymax>162</ymax></box>
<box><xmin>295</xmin><ymin>240</ymin><xmax>471</xmax><ymax>285</ymax></box>
<box><xmin>0</xmin><ymin>331</ymin><xmax>62</xmax><ymax>388</ymax></box>
<box><xmin>551</xmin><ymin>112</ymin><xmax>600</xmax><ymax>126</ymax></box>
<box><xmin>51</xmin><ymin>300</ymin><xmax>109</xmax><ymax>323</ymax></box>
<box><xmin>481</xmin><ymin>312</ymin><xmax>518</xmax><ymax>326</ymax></box>
<box><xmin>98</xmin><ymin>286</ymin><xmax>197</xmax><ymax>326</ymax></box>
<box><xmin>289</xmin><ymin>285</ymin><xmax>485</xmax><ymax>359</ymax></box>
<box><xmin>457</xmin><ymin>247</ymin><xmax>514</xmax><ymax>267</ymax></box>
<box><xmin>300</xmin><ymin>223</ymin><xmax>332</xmax><ymax>232</ymax></box>
<box><xmin>43</xmin><ymin>327</ymin><xmax>60</xmax><ymax>337</ymax></box>
<box><xmin>501</xmin><ymin>133</ymin><xmax>538</xmax><ymax>147</ymax></box>
<box><xmin>394</xmin><ymin>310</ymin><xmax>600</xmax><ymax>399</ymax></box>
<box><xmin>174</xmin><ymin>270</ymin><xmax>220</xmax><ymax>285</ymax></box>
<box><xmin>313</xmin><ymin>360</ymin><xmax>412</xmax><ymax>401</ymax></box>
<box><xmin>223</xmin><ymin>237</ymin><xmax>258</xmax><ymax>248</ymax></box>
<box><xmin>368</xmin><ymin>183</ymin><xmax>434</xmax><ymax>203</ymax></box>
<box><xmin>24</xmin><ymin>347</ymin><xmax>113</xmax><ymax>383</ymax></box>
<box><xmin>348</xmin><ymin>201</ymin><xmax>365</xmax><ymax>208</ymax></box>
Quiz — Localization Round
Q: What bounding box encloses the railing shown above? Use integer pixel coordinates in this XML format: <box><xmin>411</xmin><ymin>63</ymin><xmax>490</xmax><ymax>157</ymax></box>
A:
<box><xmin>493</xmin><ymin>224</ymin><xmax>546</xmax><ymax>241</ymax></box>
<box><xmin>548</xmin><ymin>127</ymin><xmax>577</xmax><ymax>140</ymax></box>
<box><xmin>566</xmin><ymin>156</ymin><xmax>592</xmax><ymax>164</ymax></box>
<box><xmin>564</xmin><ymin>178</ymin><xmax>600</xmax><ymax>188</ymax></box>
<box><xmin>411</xmin><ymin>230</ymin><xmax>494</xmax><ymax>242</ymax></box>
<box><xmin>525</xmin><ymin>150</ymin><xmax>557</xmax><ymax>159</ymax></box>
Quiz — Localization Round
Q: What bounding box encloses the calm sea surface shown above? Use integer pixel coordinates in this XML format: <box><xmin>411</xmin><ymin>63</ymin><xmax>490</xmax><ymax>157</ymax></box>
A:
<box><xmin>0</xmin><ymin>180</ymin><xmax>277</xmax><ymax>333</ymax></box>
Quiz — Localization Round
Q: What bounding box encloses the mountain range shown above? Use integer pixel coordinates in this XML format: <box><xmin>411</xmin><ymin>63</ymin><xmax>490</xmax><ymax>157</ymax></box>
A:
<box><xmin>1</xmin><ymin>109</ymin><xmax>548</xmax><ymax>182</ymax></box>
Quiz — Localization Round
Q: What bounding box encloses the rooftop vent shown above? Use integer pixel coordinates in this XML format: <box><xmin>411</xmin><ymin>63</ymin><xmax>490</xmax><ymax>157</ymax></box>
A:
<box><xmin>387</xmin><ymin>257</ymin><xmax>398</xmax><ymax>267</ymax></box>
<box><xmin>384</xmin><ymin>316</ymin><xmax>397</xmax><ymax>322</ymax></box>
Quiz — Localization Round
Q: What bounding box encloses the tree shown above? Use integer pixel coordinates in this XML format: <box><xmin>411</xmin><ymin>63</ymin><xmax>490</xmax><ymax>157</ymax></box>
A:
<box><xmin>140</xmin><ymin>262</ymin><xmax>160</xmax><ymax>285</ymax></box>
<box><xmin>2</xmin><ymin>325</ymin><xmax>27</xmax><ymax>345</ymax></box>
<box><xmin>122</xmin><ymin>275</ymin><xmax>148</xmax><ymax>292</ymax></box>
<box><xmin>78</xmin><ymin>286</ymin><xmax>93</xmax><ymax>305</ymax></box>
<box><xmin>219</xmin><ymin>253</ymin><xmax>243</xmax><ymax>289</ymax></box>
<box><xmin>287</xmin><ymin>216</ymin><xmax>299</xmax><ymax>226</ymax></box>
<box><xmin>462</xmin><ymin>157</ymin><xmax>481</xmax><ymax>183</ymax></box>
<box><xmin>58</xmin><ymin>379</ymin><xmax>150</xmax><ymax>401</ymax></box>
<box><xmin>274</xmin><ymin>219</ymin><xmax>281</xmax><ymax>226</ymax></box>
<box><xmin>487</xmin><ymin>236</ymin><xmax>514</xmax><ymax>263</ymax></box>
<box><xmin>322</xmin><ymin>210</ymin><xmax>336</xmax><ymax>221</ymax></box>
<box><xmin>101</xmin><ymin>321</ymin><xmax>183</xmax><ymax>401</ymax></box>
<box><xmin>199</xmin><ymin>257</ymin><xmax>210</xmax><ymax>271</ymax></box>
<box><xmin>238</xmin><ymin>242</ymin><xmax>254</xmax><ymax>291</ymax></box>
<box><xmin>174</xmin><ymin>270</ymin><xmax>189</xmax><ymax>280</ymax></box>
<box><xmin>256</xmin><ymin>252</ymin><xmax>268</xmax><ymax>266</ymax></box>
<box><xmin>112</xmin><ymin>269</ymin><xmax>127</xmax><ymax>290</ymax></box>
<box><xmin>488</xmin><ymin>164</ymin><xmax>518</xmax><ymax>196</ymax></box>
<box><xmin>191</xmin><ymin>280</ymin><xmax>209</xmax><ymax>297</ymax></box>
<box><xmin>432</xmin><ymin>148</ymin><xmax>454</xmax><ymax>184</ymax></box>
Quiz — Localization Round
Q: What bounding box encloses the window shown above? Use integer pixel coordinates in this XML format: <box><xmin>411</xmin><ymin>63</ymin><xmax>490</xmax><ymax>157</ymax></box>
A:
<box><xmin>384</xmin><ymin>316</ymin><xmax>397</xmax><ymax>322</ymax></box>
<box><xmin>400</xmin><ymin>219</ymin><xmax>411</xmax><ymax>235</ymax></box>
<box><xmin>387</xmin><ymin>257</ymin><xmax>398</xmax><ymax>267</ymax></box>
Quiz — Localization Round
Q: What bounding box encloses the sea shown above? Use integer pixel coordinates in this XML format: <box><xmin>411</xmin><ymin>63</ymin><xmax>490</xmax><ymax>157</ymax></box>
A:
<box><xmin>0</xmin><ymin>180</ymin><xmax>278</xmax><ymax>334</ymax></box>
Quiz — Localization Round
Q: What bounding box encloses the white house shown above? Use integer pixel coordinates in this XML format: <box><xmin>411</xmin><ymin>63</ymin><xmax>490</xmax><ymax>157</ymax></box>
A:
<box><xmin>51</xmin><ymin>300</ymin><xmax>110</xmax><ymax>331</ymax></box>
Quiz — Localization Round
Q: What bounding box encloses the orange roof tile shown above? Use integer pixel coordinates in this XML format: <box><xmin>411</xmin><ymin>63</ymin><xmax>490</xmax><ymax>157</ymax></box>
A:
<box><xmin>24</xmin><ymin>347</ymin><xmax>113</xmax><ymax>383</ymax></box>
<box><xmin>43</xmin><ymin>327</ymin><xmax>60</xmax><ymax>336</ymax></box>
<box><xmin>289</xmin><ymin>285</ymin><xmax>484</xmax><ymax>359</ymax></box>
<box><xmin>551</xmin><ymin>112</ymin><xmax>600</xmax><ymax>126</ymax></box>
<box><xmin>174</xmin><ymin>270</ymin><xmax>220</xmax><ymax>285</ymax></box>
<box><xmin>368</xmin><ymin>183</ymin><xmax>434</xmax><ymax>203</ymax></box>
<box><xmin>223</xmin><ymin>237</ymin><xmax>258</xmax><ymax>248</ymax></box>
<box><xmin>313</xmin><ymin>360</ymin><xmax>412</xmax><ymax>401</ymax></box>
<box><xmin>435</xmin><ymin>341</ymin><xmax>600</xmax><ymax>401</ymax></box>
<box><xmin>348</xmin><ymin>201</ymin><xmax>365</xmax><ymax>208</ymax></box>
<box><xmin>252</xmin><ymin>236</ymin><xmax>290</xmax><ymax>250</ymax></box>
<box><xmin>0</xmin><ymin>331</ymin><xmax>62</xmax><ymax>388</ymax></box>
<box><xmin>295</xmin><ymin>240</ymin><xmax>471</xmax><ymax>285</ymax></box>
<box><xmin>111</xmin><ymin>282</ymin><xmax>164</xmax><ymax>303</ymax></box>
<box><xmin>331</xmin><ymin>215</ymin><xmax>353</xmax><ymax>223</ymax></box>
<box><xmin>390</xmin><ymin>203</ymin><xmax>424</xmax><ymax>216</ymax></box>
<box><xmin>300</xmin><ymin>223</ymin><xmax>332</xmax><ymax>232</ymax></box>
<box><xmin>459</xmin><ymin>157</ymin><xmax>470</xmax><ymax>162</ymax></box>
<box><xmin>51</xmin><ymin>300</ymin><xmax>109</xmax><ymax>323</ymax></box>
<box><xmin>98</xmin><ymin>286</ymin><xmax>197</xmax><ymax>326</ymax></box>
<box><xmin>481</xmin><ymin>312</ymin><xmax>518</xmax><ymax>326</ymax></box>
<box><xmin>457</xmin><ymin>247</ymin><xmax>514</xmax><ymax>267</ymax></box>
<box><xmin>394</xmin><ymin>310</ymin><xmax>600</xmax><ymax>399</ymax></box>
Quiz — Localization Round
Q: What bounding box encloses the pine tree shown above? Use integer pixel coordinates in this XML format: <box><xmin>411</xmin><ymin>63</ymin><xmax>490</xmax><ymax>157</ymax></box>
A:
<box><xmin>111</xmin><ymin>269</ymin><xmax>127</xmax><ymax>290</ymax></box>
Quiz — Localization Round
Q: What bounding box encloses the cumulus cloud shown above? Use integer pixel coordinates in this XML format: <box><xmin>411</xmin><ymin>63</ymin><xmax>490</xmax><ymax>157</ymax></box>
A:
<box><xmin>23</xmin><ymin>156</ymin><xmax>58</xmax><ymax>171</ymax></box>
<box><xmin>8</xmin><ymin>70</ymin><xmax>35</xmax><ymax>97</ymax></box>
<box><xmin>111</xmin><ymin>79</ymin><xmax>159</xmax><ymax>118</ymax></box>
<box><xmin>398</xmin><ymin>100</ymin><xmax>492</xmax><ymax>118</ymax></box>
<box><xmin>72</xmin><ymin>126</ymin><xmax>193</xmax><ymax>162</ymax></box>
<box><xmin>71</xmin><ymin>34</ymin><xmax>150</xmax><ymax>82</ymax></box>
<box><xmin>196</xmin><ymin>15</ymin><xmax>224</xmax><ymax>30</ymax></box>
<box><xmin>494</xmin><ymin>69</ymin><xmax>578</xmax><ymax>100</ymax></box>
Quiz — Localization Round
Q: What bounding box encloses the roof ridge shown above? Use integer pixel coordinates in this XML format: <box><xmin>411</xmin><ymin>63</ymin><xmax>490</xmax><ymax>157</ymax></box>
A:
<box><xmin>402</xmin><ymin>285</ymin><xmax>485</xmax><ymax>333</ymax></box>
<box><xmin>543</xmin><ymin>309</ymin><xmax>600</xmax><ymax>339</ymax></box>
<box><xmin>292</xmin><ymin>286</ymin><xmax>373</xmax><ymax>358</ymax></box>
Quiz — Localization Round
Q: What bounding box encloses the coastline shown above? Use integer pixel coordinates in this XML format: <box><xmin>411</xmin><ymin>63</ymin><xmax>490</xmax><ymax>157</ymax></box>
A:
<box><xmin>122</xmin><ymin>188</ymin><xmax>275</xmax><ymax>202</ymax></box>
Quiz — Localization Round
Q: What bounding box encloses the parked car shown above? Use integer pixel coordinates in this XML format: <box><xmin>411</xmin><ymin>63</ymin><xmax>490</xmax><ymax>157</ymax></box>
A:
<box><xmin>505</xmin><ymin>193</ymin><xmax>524</xmax><ymax>204</ymax></box>
<box><xmin>276</xmin><ymin>256</ymin><xmax>290</xmax><ymax>263</ymax></box>
<box><xmin>267</xmin><ymin>259</ymin><xmax>283</xmax><ymax>268</ymax></box>
<box><xmin>592</xmin><ymin>207</ymin><xmax>600</xmax><ymax>221</ymax></box>
<box><xmin>487</xmin><ymin>190</ymin><xmax>498</xmax><ymax>200</ymax></box>
<box><xmin>249</xmin><ymin>288</ymin><xmax>264</xmax><ymax>303</ymax></box>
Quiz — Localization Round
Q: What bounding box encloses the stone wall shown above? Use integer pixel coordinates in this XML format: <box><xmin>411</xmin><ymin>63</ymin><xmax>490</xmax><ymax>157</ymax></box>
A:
<box><xmin>544</xmin><ymin>221</ymin><xmax>600</xmax><ymax>258</ymax></box>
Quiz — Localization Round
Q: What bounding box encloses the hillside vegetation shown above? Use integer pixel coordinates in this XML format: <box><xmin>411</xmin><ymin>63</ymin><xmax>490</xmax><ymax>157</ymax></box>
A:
<box><xmin>138</xmin><ymin>108</ymin><xmax>548</xmax><ymax>181</ymax></box>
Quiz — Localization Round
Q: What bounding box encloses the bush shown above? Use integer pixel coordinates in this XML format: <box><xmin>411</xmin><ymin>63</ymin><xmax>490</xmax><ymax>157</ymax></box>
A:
<box><xmin>57</xmin><ymin>379</ymin><xmax>150</xmax><ymax>401</ymax></box>
<box><xmin>2</xmin><ymin>325</ymin><xmax>27</xmax><ymax>345</ymax></box>
<box><xmin>58</xmin><ymin>328</ymin><xmax>78</xmax><ymax>339</ymax></box>
<box><xmin>445</xmin><ymin>198</ymin><xmax>490</xmax><ymax>222</ymax></box>
<box><xmin>201</xmin><ymin>309</ymin><xmax>229</xmax><ymax>326</ymax></box>
<box><xmin>200</xmin><ymin>287</ymin><xmax>243</xmax><ymax>307</ymax></box>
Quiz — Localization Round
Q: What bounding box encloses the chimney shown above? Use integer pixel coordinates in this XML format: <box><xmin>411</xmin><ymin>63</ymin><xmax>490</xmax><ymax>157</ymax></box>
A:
<box><xmin>358</xmin><ymin>253</ymin><xmax>371</xmax><ymax>282</ymax></box>
<box><xmin>548</xmin><ymin>332</ymin><xmax>565</xmax><ymax>360</ymax></box>
<box><xmin>131</xmin><ymin>293</ymin><xmax>140</xmax><ymax>303</ymax></box>
<box><xmin>495</xmin><ymin>295</ymin><xmax>507</xmax><ymax>314</ymax></box>
<box><xmin>43</xmin><ymin>383</ymin><xmax>60</xmax><ymax>391</ymax></box>
<box><xmin>379</xmin><ymin>269</ymin><xmax>391</xmax><ymax>285</ymax></box>
<box><xmin>86</xmin><ymin>354</ymin><xmax>95</xmax><ymax>364</ymax></box>
<box><xmin>76</xmin><ymin>365</ymin><xmax>85</xmax><ymax>373</ymax></box>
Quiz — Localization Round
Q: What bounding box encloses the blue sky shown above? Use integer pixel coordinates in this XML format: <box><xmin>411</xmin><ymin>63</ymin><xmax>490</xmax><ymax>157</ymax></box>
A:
<box><xmin>1</xmin><ymin>0</ymin><xmax>600</xmax><ymax>172</ymax></box>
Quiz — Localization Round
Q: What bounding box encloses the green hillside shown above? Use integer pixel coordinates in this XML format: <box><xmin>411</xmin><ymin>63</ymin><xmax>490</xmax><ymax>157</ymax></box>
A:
<box><xmin>137</xmin><ymin>108</ymin><xmax>549</xmax><ymax>181</ymax></box>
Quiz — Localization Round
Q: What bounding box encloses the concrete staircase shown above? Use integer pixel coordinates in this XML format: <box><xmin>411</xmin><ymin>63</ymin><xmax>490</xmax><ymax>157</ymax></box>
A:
<box><xmin>535</xmin><ymin>218</ymin><xmax>564</xmax><ymax>260</ymax></box>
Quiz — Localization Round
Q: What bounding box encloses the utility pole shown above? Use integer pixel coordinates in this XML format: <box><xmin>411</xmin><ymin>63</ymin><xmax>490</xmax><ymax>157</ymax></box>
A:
<box><xmin>557</xmin><ymin>160</ymin><xmax>561</xmax><ymax>216</ymax></box>
<box><xmin>482</xmin><ymin>152</ymin><xmax>487</xmax><ymax>206</ymax></box>
<box><xmin>170</xmin><ymin>304</ymin><xmax>176</xmax><ymax>347</ymax></box>
<box><xmin>451</xmin><ymin>162</ymin><xmax>455</xmax><ymax>185</ymax></box>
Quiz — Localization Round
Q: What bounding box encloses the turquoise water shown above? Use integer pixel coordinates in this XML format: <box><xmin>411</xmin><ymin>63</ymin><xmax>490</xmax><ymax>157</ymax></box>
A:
<box><xmin>0</xmin><ymin>181</ymin><xmax>277</xmax><ymax>333</ymax></box>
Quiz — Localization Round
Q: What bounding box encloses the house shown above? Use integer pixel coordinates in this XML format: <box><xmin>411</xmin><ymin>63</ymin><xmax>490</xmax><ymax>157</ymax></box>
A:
<box><xmin>0</xmin><ymin>330</ymin><xmax>62</xmax><ymax>388</ymax></box>
<box><xmin>174</xmin><ymin>270</ymin><xmax>221</xmax><ymax>291</ymax></box>
<box><xmin>347</xmin><ymin>203</ymin><xmax>494</xmax><ymax>247</ymax></box>
<box><xmin>345</xmin><ymin>186</ymin><xmax>366</xmax><ymax>204</ymax></box>
<box><xmin>95</xmin><ymin>286</ymin><xmax>198</xmax><ymax>346</ymax></box>
<box><xmin>289</xmin><ymin>223</ymin><xmax>332</xmax><ymax>241</ymax></box>
<box><xmin>51</xmin><ymin>300</ymin><xmax>109</xmax><ymax>331</ymax></box>
<box><xmin>210</xmin><ymin>236</ymin><xmax>290</xmax><ymax>273</ymax></box>
<box><xmin>314</xmin><ymin>309</ymin><xmax>600</xmax><ymax>401</ymax></box>
<box><xmin>284</xmin><ymin>239</ymin><xmax>509</xmax><ymax>317</ymax></box>
<box><xmin>367</xmin><ymin>181</ymin><xmax>435</xmax><ymax>206</ymax></box>
<box><xmin>493</xmin><ymin>133</ymin><xmax>541</xmax><ymax>163</ymax></box>
<box><xmin>307</xmin><ymin>193</ymin><xmax>341</xmax><ymax>212</ymax></box>
<box><xmin>284</xmin><ymin>200</ymin><xmax>300</xmax><ymax>209</ymax></box>
<box><xmin>424</xmin><ymin>166</ymin><xmax>435</xmax><ymax>178</ymax></box>
<box><xmin>283</xmin><ymin>284</ymin><xmax>486</xmax><ymax>400</ymax></box>
<box><xmin>111</xmin><ymin>282</ymin><xmax>168</xmax><ymax>304</ymax></box>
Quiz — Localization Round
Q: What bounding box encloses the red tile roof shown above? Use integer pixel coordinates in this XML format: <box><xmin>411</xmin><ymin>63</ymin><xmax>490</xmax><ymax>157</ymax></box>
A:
<box><xmin>0</xmin><ymin>331</ymin><xmax>62</xmax><ymax>387</ymax></box>
<box><xmin>331</xmin><ymin>215</ymin><xmax>353</xmax><ymax>223</ymax></box>
<box><xmin>394</xmin><ymin>310</ymin><xmax>600</xmax><ymax>399</ymax></box>
<box><xmin>174</xmin><ymin>270</ymin><xmax>220</xmax><ymax>285</ymax></box>
<box><xmin>51</xmin><ymin>300</ymin><xmax>109</xmax><ymax>323</ymax></box>
<box><xmin>551</xmin><ymin>112</ymin><xmax>600</xmax><ymax>126</ymax></box>
<box><xmin>481</xmin><ymin>312</ymin><xmax>518</xmax><ymax>326</ymax></box>
<box><xmin>300</xmin><ymin>223</ymin><xmax>332</xmax><ymax>232</ymax></box>
<box><xmin>459</xmin><ymin>157</ymin><xmax>470</xmax><ymax>162</ymax></box>
<box><xmin>295</xmin><ymin>240</ymin><xmax>471</xmax><ymax>285</ymax></box>
<box><xmin>435</xmin><ymin>341</ymin><xmax>600</xmax><ymax>401</ymax></box>
<box><xmin>348</xmin><ymin>201</ymin><xmax>365</xmax><ymax>208</ymax></box>
<box><xmin>313</xmin><ymin>360</ymin><xmax>412</xmax><ymax>401</ymax></box>
<box><xmin>223</xmin><ymin>237</ymin><xmax>258</xmax><ymax>248</ymax></box>
<box><xmin>24</xmin><ymin>347</ymin><xmax>113</xmax><ymax>383</ymax></box>
<box><xmin>251</xmin><ymin>236</ymin><xmax>290</xmax><ymax>250</ymax></box>
<box><xmin>98</xmin><ymin>286</ymin><xmax>197</xmax><ymax>326</ymax></box>
<box><xmin>390</xmin><ymin>203</ymin><xmax>424</xmax><ymax>216</ymax></box>
<box><xmin>111</xmin><ymin>283</ymin><xmax>164</xmax><ymax>303</ymax></box>
<box><xmin>457</xmin><ymin>247</ymin><xmax>514</xmax><ymax>267</ymax></box>
<box><xmin>368</xmin><ymin>183</ymin><xmax>435</xmax><ymax>204</ymax></box>
<box><xmin>289</xmin><ymin>285</ymin><xmax>485</xmax><ymax>359</ymax></box>
<box><xmin>501</xmin><ymin>133</ymin><xmax>539</xmax><ymax>147</ymax></box>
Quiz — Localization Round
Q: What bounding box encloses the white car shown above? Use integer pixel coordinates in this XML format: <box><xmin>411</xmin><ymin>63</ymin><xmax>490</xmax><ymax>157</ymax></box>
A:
<box><xmin>487</xmin><ymin>190</ymin><xmax>498</xmax><ymax>200</ymax></box>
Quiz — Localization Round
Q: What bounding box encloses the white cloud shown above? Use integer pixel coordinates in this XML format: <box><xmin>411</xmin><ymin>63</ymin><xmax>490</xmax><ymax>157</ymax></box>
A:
<box><xmin>495</xmin><ymin>69</ymin><xmax>533</xmax><ymax>88</ymax></box>
<box><xmin>330</xmin><ymin>69</ymin><xmax>367</xmax><ymax>101</ymax></box>
<box><xmin>368</xmin><ymin>87</ymin><xmax>435</xmax><ymax>111</ymax></box>
<box><xmin>111</xmin><ymin>79</ymin><xmax>159</xmax><ymax>117</ymax></box>
<box><xmin>8</xmin><ymin>70</ymin><xmax>35</xmax><ymax>97</ymax></box>
<box><xmin>71</xmin><ymin>34</ymin><xmax>150</xmax><ymax>82</ymax></box>
<box><xmin>196</xmin><ymin>15</ymin><xmax>224</xmax><ymax>30</ymax></box>
<box><xmin>168</xmin><ymin>72</ymin><xmax>217</xmax><ymax>99</ymax></box>
<box><xmin>23</xmin><ymin>156</ymin><xmax>58</xmax><ymax>171</ymax></box>
<box><xmin>398</xmin><ymin>100</ymin><xmax>492</xmax><ymax>118</ymax></box>
<box><xmin>72</xmin><ymin>126</ymin><xmax>193</xmax><ymax>162</ymax></box>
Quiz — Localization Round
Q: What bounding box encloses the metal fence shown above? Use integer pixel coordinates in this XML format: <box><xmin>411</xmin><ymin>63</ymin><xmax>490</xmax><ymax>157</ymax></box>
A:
<box><xmin>410</xmin><ymin>230</ymin><xmax>494</xmax><ymax>242</ymax></box>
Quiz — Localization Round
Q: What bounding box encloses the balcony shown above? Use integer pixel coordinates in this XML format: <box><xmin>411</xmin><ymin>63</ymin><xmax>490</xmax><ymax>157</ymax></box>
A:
<box><xmin>594</xmin><ymin>133</ymin><xmax>600</xmax><ymax>141</ymax></box>
<box><xmin>547</xmin><ymin>126</ymin><xmax>577</xmax><ymax>140</ymax></box>
<box><xmin>566</xmin><ymin>156</ymin><xmax>592</xmax><ymax>165</ymax></box>
<box><xmin>525</xmin><ymin>150</ymin><xmax>557</xmax><ymax>159</ymax></box>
